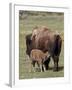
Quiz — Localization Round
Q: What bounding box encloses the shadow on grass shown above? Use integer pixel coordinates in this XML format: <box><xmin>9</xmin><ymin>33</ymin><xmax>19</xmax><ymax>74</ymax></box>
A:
<box><xmin>48</xmin><ymin>66</ymin><xmax>64</xmax><ymax>71</ymax></box>
<box><xmin>35</xmin><ymin>66</ymin><xmax>64</xmax><ymax>72</ymax></box>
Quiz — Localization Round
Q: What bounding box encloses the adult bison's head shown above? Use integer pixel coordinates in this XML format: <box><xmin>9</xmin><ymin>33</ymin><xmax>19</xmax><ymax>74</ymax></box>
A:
<box><xmin>25</xmin><ymin>34</ymin><xmax>32</xmax><ymax>56</ymax></box>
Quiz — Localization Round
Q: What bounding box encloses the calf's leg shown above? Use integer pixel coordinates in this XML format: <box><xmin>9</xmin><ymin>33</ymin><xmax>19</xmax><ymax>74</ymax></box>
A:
<box><xmin>32</xmin><ymin>61</ymin><xmax>36</xmax><ymax>72</ymax></box>
<box><xmin>42</xmin><ymin>64</ymin><xmax>46</xmax><ymax>72</ymax></box>
<box><xmin>40</xmin><ymin>64</ymin><xmax>43</xmax><ymax>72</ymax></box>
<box><xmin>37</xmin><ymin>62</ymin><xmax>44</xmax><ymax>72</ymax></box>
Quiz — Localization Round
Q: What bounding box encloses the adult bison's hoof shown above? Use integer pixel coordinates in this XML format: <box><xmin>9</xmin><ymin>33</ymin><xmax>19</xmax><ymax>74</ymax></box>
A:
<box><xmin>44</xmin><ymin>64</ymin><xmax>49</xmax><ymax>70</ymax></box>
<box><xmin>45</xmin><ymin>66</ymin><xmax>49</xmax><ymax>70</ymax></box>
<box><xmin>53</xmin><ymin>67</ymin><xmax>58</xmax><ymax>72</ymax></box>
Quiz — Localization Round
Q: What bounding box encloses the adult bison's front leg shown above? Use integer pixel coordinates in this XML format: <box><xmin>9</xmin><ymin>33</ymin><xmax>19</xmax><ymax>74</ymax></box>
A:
<box><xmin>44</xmin><ymin>57</ymin><xmax>51</xmax><ymax>70</ymax></box>
<box><xmin>53</xmin><ymin>56</ymin><xmax>59</xmax><ymax>71</ymax></box>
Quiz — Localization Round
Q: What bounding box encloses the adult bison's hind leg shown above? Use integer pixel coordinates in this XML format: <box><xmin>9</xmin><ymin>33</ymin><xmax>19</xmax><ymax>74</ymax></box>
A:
<box><xmin>53</xmin><ymin>56</ymin><xmax>59</xmax><ymax>71</ymax></box>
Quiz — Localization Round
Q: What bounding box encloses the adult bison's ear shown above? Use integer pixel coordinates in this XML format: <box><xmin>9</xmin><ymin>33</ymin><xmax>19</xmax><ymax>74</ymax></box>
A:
<box><xmin>25</xmin><ymin>34</ymin><xmax>32</xmax><ymax>44</ymax></box>
<box><xmin>25</xmin><ymin>34</ymin><xmax>32</xmax><ymax>56</ymax></box>
<box><xmin>28</xmin><ymin>39</ymin><xmax>32</xmax><ymax>45</ymax></box>
<box><xmin>25</xmin><ymin>34</ymin><xmax>32</xmax><ymax>40</ymax></box>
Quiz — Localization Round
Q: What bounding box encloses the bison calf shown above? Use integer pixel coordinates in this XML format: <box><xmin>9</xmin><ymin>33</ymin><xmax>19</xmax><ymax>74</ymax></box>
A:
<box><xmin>30</xmin><ymin>49</ymin><xmax>50</xmax><ymax>72</ymax></box>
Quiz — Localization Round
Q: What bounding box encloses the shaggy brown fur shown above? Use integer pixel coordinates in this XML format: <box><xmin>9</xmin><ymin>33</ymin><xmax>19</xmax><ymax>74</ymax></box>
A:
<box><xmin>26</xmin><ymin>26</ymin><xmax>62</xmax><ymax>71</ymax></box>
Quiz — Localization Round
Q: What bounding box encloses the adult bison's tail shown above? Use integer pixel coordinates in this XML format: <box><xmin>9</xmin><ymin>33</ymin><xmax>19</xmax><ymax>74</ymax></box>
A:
<box><xmin>54</xmin><ymin>34</ymin><xmax>62</xmax><ymax>56</ymax></box>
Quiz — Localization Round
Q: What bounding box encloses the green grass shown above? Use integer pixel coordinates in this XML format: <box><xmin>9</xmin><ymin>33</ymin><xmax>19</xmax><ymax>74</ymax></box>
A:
<box><xmin>19</xmin><ymin>12</ymin><xmax>64</xmax><ymax>79</ymax></box>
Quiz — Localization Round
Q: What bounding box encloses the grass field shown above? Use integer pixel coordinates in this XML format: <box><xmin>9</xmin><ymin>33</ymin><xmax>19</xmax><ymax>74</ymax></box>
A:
<box><xmin>19</xmin><ymin>11</ymin><xmax>64</xmax><ymax>79</ymax></box>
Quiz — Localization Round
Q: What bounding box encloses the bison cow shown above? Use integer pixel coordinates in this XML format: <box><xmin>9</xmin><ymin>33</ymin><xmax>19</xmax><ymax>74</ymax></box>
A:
<box><xmin>26</xmin><ymin>26</ymin><xmax>62</xmax><ymax>71</ymax></box>
<box><xmin>30</xmin><ymin>49</ymin><xmax>50</xmax><ymax>72</ymax></box>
